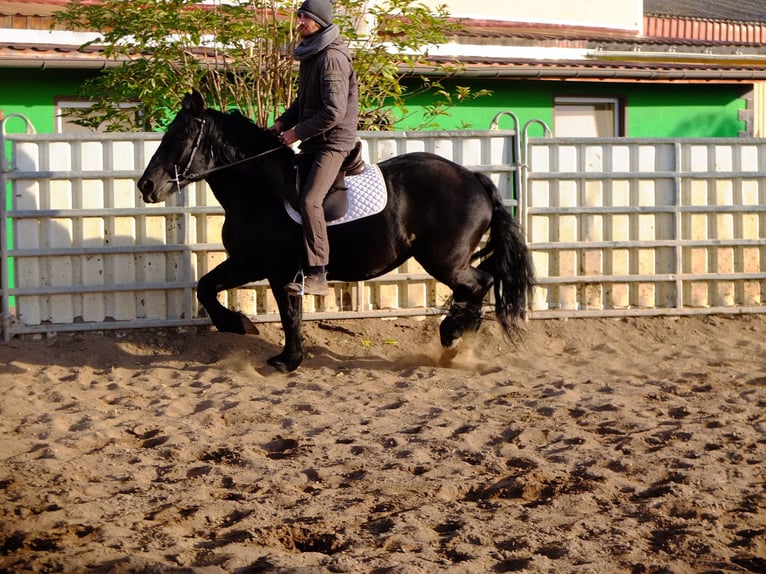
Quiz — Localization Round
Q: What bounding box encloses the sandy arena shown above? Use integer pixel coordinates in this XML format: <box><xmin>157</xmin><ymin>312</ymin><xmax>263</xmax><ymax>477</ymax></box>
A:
<box><xmin>0</xmin><ymin>314</ymin><xmax>764</xmax><ymax>573</ymax></box>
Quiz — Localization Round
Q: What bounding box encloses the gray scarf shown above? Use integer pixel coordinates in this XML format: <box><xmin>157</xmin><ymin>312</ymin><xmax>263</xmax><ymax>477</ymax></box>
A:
<box><xmin>293</xmin><ymin>24</ymin><xmax>340</xmax><ymax>60</ymax></box>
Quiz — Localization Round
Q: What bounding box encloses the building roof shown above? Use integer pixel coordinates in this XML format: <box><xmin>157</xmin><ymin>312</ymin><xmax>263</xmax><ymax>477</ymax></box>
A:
<box><xmin>418</xmin><ymin>55</ymin><xmax>766</xmax><ymax>82</ymax></box>
<box><xmin>3</xmin><ymin>0</ymin><xmax>766</xmax><ymax>83</ymax></box>
<box><xmin>0</xmin><ymin>42</ymin><xmax>115</xmax><ymax>69</ymax></box>
<box><xmin>0</xmin><ymin>0</ymin><xmax>66</xmax><ymax>15</ymax></box>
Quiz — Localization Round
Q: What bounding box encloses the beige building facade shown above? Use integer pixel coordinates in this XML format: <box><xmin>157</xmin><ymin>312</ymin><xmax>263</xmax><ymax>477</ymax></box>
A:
<box><xmin>418</xmin><ymin>0</ymin><xmax>642</xmax><ymax>31</ymax></box>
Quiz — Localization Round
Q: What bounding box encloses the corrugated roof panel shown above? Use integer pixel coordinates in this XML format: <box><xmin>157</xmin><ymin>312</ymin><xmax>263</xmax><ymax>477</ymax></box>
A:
<box><xmin>644</xmin><ymin>15</ymin><xmax>766</xmax><ymax>44</ymax></box>
<box><xmin>644</xmin><ymin>0</ymin><xmax>766</xmax><ymax>23</ymax></box>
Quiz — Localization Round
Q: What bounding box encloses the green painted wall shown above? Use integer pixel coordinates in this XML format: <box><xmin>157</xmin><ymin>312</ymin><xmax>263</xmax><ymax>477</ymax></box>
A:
<box><xmin>396</xmin><ymin>79</ymin><xmax>748</xmax><ymax>137</ymax></box>
<box><xmin>625</xmin><ymin>84</ymin><xmax>747</xmax><ymax>137</ymax></box>
<box><xmin>0</xmin><ymin>69</ymin><xmax>95</xmax><ymax>134</ymax></box>
<box><xmin>0</xmin><ymin>70</ymin><xmax>750</xmax><ymax>138</ymax></box>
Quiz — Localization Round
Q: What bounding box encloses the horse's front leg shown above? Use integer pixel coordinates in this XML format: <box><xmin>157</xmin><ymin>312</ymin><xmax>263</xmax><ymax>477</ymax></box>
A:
<box><xmin>197</xmin><ymin>259</ymin><xmax>259</xmax><ymax>335</ymax></box>
<box><xmin>266</xmin><ymin>279</ymin><xmax>304</xmax><ymax>372</ymax></box>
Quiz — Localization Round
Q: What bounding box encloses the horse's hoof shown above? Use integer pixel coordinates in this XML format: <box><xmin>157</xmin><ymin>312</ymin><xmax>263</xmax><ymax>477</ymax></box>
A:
<box><xmin>211</xmin><ymin>312</ymin><xmax>258</xmax><ymax>335</ymax></box>
<box><xmin>240</xmin><ymin>314</ymin><xmax>259</xmax><ymax>335</ymax></box>
<box><xmin>439</xmin><ymin>316</ymin><xmax>462</xmax><ymax>348</ymax></box>
<box><xmin>439</xmin><ymin>337</ymin><xmax>462</xmax><ymax>366</ymax></box>
<box><xmin>267</xmin><ymin>353</ymin><xmax>302</xmax><ymax>373</ymax></box>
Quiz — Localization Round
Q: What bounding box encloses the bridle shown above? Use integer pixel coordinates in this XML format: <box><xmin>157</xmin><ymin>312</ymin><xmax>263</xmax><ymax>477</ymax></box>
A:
<box><xmin>170</xmin><ymin>114</ymin><xmax>285</xmax><ymax>193</ymax></box>
<box><xmin>170</xmin><ymin>117</ymin><xmax>207</xmax><ymax>190</ymax></box>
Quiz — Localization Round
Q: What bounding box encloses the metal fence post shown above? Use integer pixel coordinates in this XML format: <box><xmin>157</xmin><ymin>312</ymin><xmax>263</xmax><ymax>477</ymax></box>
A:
<box><xmin>0</xmin><ymin>113</ymin><xmax>36</xmax><ymax>341</ymax></box>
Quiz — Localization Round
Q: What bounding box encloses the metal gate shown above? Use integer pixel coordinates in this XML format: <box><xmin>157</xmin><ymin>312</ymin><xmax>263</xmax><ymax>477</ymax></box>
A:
<box><xmin>524</xmin><ymin>138</ymin><xmax>766</xmax><ymax>318</ymax></box>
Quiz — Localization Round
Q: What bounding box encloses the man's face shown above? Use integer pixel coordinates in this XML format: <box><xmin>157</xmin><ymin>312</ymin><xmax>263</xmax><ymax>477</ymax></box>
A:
<box><xmin>298</xmin><ymin>13</ymin><xmax>322</xmax><ymax>37</ymax></box>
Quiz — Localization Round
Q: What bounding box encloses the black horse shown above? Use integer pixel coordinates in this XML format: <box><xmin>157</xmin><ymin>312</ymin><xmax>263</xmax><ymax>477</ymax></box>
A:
<box><xmin>138</xmin><ymin>91</ymin><xmax>535</xmax><ymax>371</ymax></box>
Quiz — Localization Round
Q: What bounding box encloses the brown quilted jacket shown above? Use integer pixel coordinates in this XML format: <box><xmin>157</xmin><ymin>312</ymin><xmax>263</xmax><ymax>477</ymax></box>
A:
<box><xmin>277</xmin><ymin>36</ymin><xmax>359</xmax><ymax>152</ymax></box>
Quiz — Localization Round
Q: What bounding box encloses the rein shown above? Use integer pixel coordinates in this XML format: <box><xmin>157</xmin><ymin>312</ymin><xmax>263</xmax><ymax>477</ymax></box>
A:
<box><xmin>170</xmin><ymin>116</ymin><xmax>284</xmax><ymax>192</ymax></box>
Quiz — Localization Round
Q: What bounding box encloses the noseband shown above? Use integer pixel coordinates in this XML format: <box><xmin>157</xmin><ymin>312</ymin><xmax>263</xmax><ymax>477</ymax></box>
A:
<box><xmin>169</xmin><ymin>114</ymin><xmax>285</xmax><ymax>193</ymax></box>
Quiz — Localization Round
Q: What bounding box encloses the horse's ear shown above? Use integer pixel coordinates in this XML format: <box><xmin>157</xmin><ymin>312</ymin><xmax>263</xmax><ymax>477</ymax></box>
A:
<box><xmin>182</xmin><ymin>90</ymin><xmax>205</xmax><ymax>118</ymax></box>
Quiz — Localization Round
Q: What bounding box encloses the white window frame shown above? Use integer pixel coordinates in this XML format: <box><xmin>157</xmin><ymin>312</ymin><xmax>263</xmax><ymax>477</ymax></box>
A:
<box><xmin>553</xmin><ymin>96</ymin><xmax>622</xmax><ymax>137</ymax></box>
<box><xmin>56</xmin><ymin>100</ymin><xmax>139</xmax><ymax>133</ymax></box>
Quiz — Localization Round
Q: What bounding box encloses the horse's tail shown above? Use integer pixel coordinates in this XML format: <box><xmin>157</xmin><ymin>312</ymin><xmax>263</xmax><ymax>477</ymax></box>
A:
<box><xmin>472</xmin><ymin>172</ymin><xmax>536</xmax><ymax>337</ymax></box>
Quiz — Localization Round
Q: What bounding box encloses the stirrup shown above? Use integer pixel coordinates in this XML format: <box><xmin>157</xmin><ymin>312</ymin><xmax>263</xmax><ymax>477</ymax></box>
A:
<box><xmin>284</xmin><ymin>270</ymin><xmax>306</xmax><ymax>296</ymax></box>
<box><xmin>285</xmin><ymin>269</ymin><xmax>329</xmax><ymax>296</ymax></box>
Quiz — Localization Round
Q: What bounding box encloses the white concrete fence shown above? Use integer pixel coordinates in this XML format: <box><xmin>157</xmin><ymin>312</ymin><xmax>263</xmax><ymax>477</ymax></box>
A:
<box><xmin>525</xmin><ymin>139</ymin><xmax>766</xmax><ymax>318</ymax></box>
<box><xmin>2</xmin><ymin>128</ymin><xmax>766</xmax><ymax>340</ymax></box>
<box><xmin>0</xmin><ymin>129</ymin><xmax>518</xmax><ymax>339</ymax></box>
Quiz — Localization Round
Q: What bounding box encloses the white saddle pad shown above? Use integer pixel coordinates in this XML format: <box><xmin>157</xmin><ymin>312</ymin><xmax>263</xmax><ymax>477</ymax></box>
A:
<box><xmin>285</xmin><ymin>163</ymin><xmax>387</xmax><ymax>226</ymax></box>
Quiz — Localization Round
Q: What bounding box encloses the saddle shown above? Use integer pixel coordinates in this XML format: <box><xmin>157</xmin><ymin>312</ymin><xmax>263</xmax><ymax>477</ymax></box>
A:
<box><xmin>284</xmin><ymin>159</ymin><xmax>387</xmax><ymax>227</ymax></box>
<box><xmin>321</xmin><ymin>141</ymin><xmax>366</xmax><ymax>221</ymax></box>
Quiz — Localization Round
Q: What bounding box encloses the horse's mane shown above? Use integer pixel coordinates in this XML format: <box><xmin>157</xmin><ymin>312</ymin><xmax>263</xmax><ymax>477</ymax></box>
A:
<box><xmin>193</xmin><ymin>108</ymin><xmax>297</xmax><ymax>205</ymax></box>
<box><xmin>204</xmin><ymin>108</ymin><xmax>294</xmax><ymax>167</ymax></box>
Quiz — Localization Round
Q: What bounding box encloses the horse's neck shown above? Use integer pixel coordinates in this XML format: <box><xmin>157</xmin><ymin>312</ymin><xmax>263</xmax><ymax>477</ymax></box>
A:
<box><xmin>207</xmin><ymin>166</ymin><xmax>293</xmax><ymax>216</ymax></box>
<box><xmin>206</xmin><ymin>116</ymin><xmax>296</xmax><ymax>212</ymax></box>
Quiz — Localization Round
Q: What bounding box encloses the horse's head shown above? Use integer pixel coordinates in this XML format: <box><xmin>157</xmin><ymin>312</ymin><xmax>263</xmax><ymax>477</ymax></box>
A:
<box><xmin>138</xmin><ymin>90</ymin><xmax>212</xmax><ymax>203</ymax></box>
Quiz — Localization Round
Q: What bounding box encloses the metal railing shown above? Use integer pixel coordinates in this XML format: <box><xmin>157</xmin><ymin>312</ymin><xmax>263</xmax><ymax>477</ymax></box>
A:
<box><xmin>524</xmin><ymin>138</ymin><xmax>766</xmax><ymax>318</ymax></box>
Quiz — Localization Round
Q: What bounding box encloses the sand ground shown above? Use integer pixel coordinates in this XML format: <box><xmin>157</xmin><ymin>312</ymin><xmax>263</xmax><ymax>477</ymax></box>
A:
<box><xmin>1</xmin><ymin>314</ymin><xmax>765</xmax><ymax>573</ymax></box>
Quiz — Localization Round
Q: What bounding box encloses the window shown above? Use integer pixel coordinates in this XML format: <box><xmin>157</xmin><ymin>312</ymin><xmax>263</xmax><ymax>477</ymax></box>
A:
<box><xmin>56</xmin><ymin>99</ymin><xmax>138</xmax><ymax>133</ymax></box>
<box><xmin>553</xmin><ymin>96</ymin><xmax>623</xmax><ymax>137</ymax></box>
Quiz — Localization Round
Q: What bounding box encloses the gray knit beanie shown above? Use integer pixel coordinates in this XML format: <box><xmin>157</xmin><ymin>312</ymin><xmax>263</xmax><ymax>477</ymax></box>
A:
<box><xmin>298</xmin><ymin>0</ymin><xmax>333</xmax><ymax>28</ymax></box>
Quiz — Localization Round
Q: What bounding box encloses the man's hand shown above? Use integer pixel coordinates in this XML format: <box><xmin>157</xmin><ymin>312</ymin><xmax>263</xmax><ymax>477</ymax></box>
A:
<box><xmin>278</xmin><ymin>128</ymin><xmax>299</xmax><ymax>146</ymax></box>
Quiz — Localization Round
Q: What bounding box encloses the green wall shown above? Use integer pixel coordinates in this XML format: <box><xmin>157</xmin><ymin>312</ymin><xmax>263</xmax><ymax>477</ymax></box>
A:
<box><xmin>396</xmin><ymin>79</ymin><xmax>748</xmax><ymax>137</ymax></box>
<box><xmin>0</xmin><ymin>69</ymin><xmax>95</xmax><ymax>134</ymax></box>
<box><xmin>625</xmin><ymin>84</ymin><xmax>746</xmax><ymax>137</ymax></box>
<box><xmin>0</xmin><ymin>69</ymin><xmax>751</xmax><ymax>138</ymax></box>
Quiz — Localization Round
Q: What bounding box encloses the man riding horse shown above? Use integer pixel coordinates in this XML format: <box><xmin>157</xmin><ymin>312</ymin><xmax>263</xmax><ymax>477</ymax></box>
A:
<box><xmin>269</xmin><ymin>0</ymin><xmax>360</xmax><ymax>297</ymax></box>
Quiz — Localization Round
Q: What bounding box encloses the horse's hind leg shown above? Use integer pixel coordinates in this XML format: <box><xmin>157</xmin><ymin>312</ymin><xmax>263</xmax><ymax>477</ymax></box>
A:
<box><xmin>197</xmin><ymin>259</ymin><xmax>259</xmax><ymax>335</ymax></box>
<box><xmin>438</xmin><ymin>267</ymin><xmax>494</xmax><ymax>349</ymax></box>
